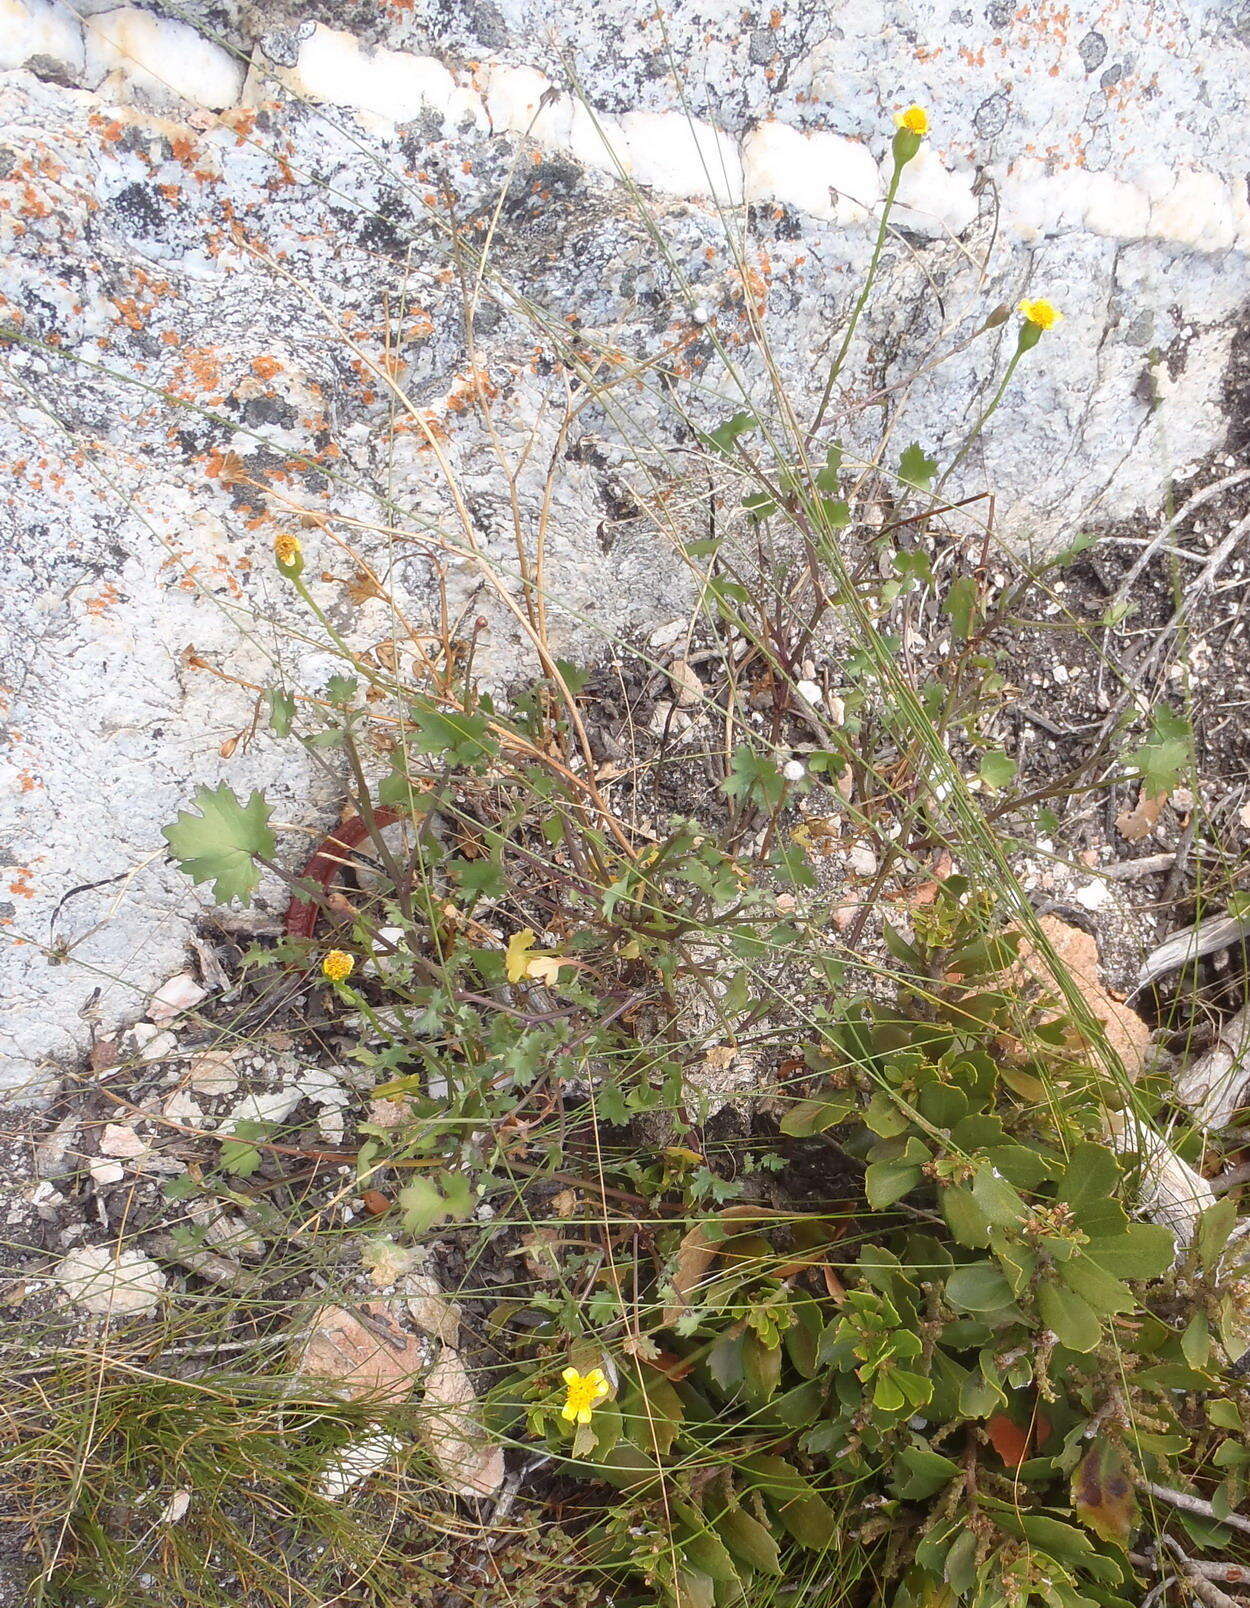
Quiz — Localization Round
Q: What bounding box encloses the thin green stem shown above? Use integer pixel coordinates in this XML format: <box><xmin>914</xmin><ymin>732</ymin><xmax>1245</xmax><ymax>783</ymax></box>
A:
<box><xmin>809</xmin><ymin>160</ymin><xmax>904</xmax><ymax>439</ymax></box>
<box><xmin>935</xmin><ymin>345</ymin><xmax>1024</xmax><ymax>492</ymax></box>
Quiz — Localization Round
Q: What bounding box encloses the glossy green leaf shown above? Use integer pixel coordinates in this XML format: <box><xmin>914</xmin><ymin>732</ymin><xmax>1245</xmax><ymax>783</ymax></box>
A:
<box><xmin>946</xmin><ymin>1262</ymin><xmax>1014</xmax><ymax>1312</ymax></box>
<box><xmin>1038</xmin><ymin>1278</ymin><xmax>1101</xmax><ymax>1352</ymax></box>
<box><xmin>714</xmin><ymin>1506</ymin><xmax>782</xmax><ymax>1576</ymax></box>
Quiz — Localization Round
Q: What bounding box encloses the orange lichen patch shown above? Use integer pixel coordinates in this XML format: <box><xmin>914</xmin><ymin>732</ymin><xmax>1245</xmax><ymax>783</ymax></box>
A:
<box><xmin>161</xmin><ymin>329</ymin><xmax>181</xmax><ymax>346</ymax></box>
<box><xmin>251</xmin><ymin>355</ymin><xmax>283</xmax><ymax>380</ymax></box>
<box><xmin>8</xmin><ymin>868</ymin><xmax>36</xmax><ymax>900</ymax></box>
<box><xmin>16</xmin><ymin>771</ymin><xmax>40</xmax><ymax>793</ymax></box>
<box><xmin>445</xmin><ymin>365</ymin><xmax>498</xmax><ymax>413</ymax></box>
<box><xmin>170</xmin><ymin>131</ymin><xmax>200</xmax><ymax>166</ymax></box>
<box><xmin>172</xmin><ymin>345</ymin><xmax>224</xmax><ymax>400</ymax></box>
<box><xmin>218</xmin><ymin>107</ymin><xmax>258</xmax><ymax>141</ymax></box>
<box><xmin>85</xmin><ymin>583</ymin><xmax>121</xmax><ymax>618</ymax></box>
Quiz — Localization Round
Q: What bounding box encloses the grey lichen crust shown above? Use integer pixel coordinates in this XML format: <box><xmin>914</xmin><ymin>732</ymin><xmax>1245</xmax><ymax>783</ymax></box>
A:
<box><xmin>2</xmin><ymin>0</ymin><xmax>1249</xmax><ymax>1093</ymax></box>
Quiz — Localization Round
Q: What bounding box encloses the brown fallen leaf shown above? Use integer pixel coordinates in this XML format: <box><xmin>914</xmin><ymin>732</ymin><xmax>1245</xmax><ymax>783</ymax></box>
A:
<box><xmin>90</xmin><ymin>1038</ymin><xmax>120</xmax><ymax>1074</ymax></box>
<box><xmin>1115</xmin><ymin>788</ymin><xmax>1167</xmax><ymax>843</ymax></box>
<box><xmin>296</xmin><ymin>1304</ymin><xmax>426</xmax><ymax>1405</ymax></box>
<box><xmin>664</xmin><ymin>1204</ymin><xmax>784</xmax><ymax>1326</ymax></box>
<box><xmin>1011</xmin><ymin>915</ymin><xmax>1152</xmax><ymax>1081</ymax></box>
<box><xmin>420</xmin><ymin>1347</ymin><xmax>505</xmax><ymax>1498</ymax></box>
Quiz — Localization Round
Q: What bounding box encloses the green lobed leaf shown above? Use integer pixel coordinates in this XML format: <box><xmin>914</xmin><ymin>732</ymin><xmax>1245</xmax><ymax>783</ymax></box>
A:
<box><xmin>898</xmin><ymin>441</ymin><xmax>938</xmax><ymax>491</ymax></box>
<box><xmin>162</xmin><ymin>782</ymin><xmax>276</xmax><ymax>907</ymax></box>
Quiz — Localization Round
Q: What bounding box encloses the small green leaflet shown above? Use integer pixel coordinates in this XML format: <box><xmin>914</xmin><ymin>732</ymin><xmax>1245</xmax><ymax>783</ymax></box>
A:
<box><xmin>814</xmin><ymin>444</ymin><xmax>843</xmax><ymax>493</ymax></box>
<box><xmin>898</xmin><ymin>442</ymin><xmax>938</xmax><ymax>491</ymax></box>
<box><xmin>702</xmin><ymin>411</ymin><xmax>758</xmax><ymax>455</ymax></box>
<box><xmin>722</xmin><ymin>745</ymin><xmax>786</xmax><ymax>808</ymax></box>
<box><xmin>162</xmin><ymin>782</ymin><xmax>276</xmax><ymax>906</ymax></box>
<box><xmin>978</xmin><ymin>750</ymin><xmax>1018</xmax><ymax>790</ymax></box>
<box><xmin>409</xmin><ymin>701</ymin><xmax>496</xmax><ymax>767</ymax></box>
<box><xmin>1130</xmin><ymin>704</ymin><xmax>1191</xmax><ymax>795</ymax></box>
<box><xmin>398</xmin><ymin>1172</ymin><xmax>475</xmax><ymax>1234</ymax></box>
<box><xmin>267</xmin><ymin>689</ymin><xmax>295</xmax><ymax>737</ymax></box>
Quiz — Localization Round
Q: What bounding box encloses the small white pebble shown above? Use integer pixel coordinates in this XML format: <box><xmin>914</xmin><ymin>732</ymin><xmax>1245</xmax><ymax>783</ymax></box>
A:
<box><xmin>1074</xmin><ymin>879</ymin><xmax>1112</xmax><ymax>912</ymax></box>
<box><xmin>783</xmin><ymin>759</ymin><xmax>806</xmax><ymax>782</ymax></box>
<box><xmin>795</xmin><ymin>678</ymin><xmax>823</xmax><ymax>706</ymax></box>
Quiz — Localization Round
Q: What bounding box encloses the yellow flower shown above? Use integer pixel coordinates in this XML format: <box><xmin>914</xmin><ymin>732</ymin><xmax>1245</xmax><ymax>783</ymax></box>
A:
<box><xmin>322</xmin><ymin>949</ymin><xmax>354</xmax><ymax>982</ymax></box>
<box><xmin>1018</xmin><ymin>298</ymin><xmax>1062</xmax><ymax>331</ymax></box>
<box><xmin>274</xmin><ymin>533</ymin><xmax>302</xmax><ymax>567</ymax></box>
<box><xmin>896</xmin><ymin>105</ymin><xmax>928</xmax><ymax>137</ymax></box>
<box><xmin>561</xmin><ymin>1366</ymin><xmax>610</xmax><ymax>1425</ymax></box>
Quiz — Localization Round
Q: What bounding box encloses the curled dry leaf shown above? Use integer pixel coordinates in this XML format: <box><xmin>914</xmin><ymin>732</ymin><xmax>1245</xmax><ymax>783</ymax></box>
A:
<box><xmin>1114</xmin><ymin>788</ymin><xmax>1167</xmax><ymax>843</ymax></box>
<box><xmin>420</xmin><ymin>1346</ymin><xmax>505</xmax><ymax>1498</ymax></box>
<box><xmin>668</xmin><ymin>658</ymin><xmax>704</xmax><ymax>708</ymax></box>
<box><xmin>361</xmin><ymin>1236</ymin><xmax>422</xmax><ymax>1289</ymax></box>
<box><xmin>296</xmin><ymin>1304</ymin><xmax>426</xmax><ymax>1405</ymax></box>
<box><xmin>664</xmin><ymin>1204</ymin><xmax>784</xmax><ymax>1326</ymax></box>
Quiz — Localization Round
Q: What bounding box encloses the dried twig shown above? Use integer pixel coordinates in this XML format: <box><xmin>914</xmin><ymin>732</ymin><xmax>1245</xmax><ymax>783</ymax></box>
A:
<box><xmin>1161</xmin><ymin>1537</ymin><xmax>1247</xmax><ymax>1608</ymax></box>
<box><xmin>1140</xmin><ymin>1481</ymin><xmax>1250</xmax><ymax>1539</ymax></box>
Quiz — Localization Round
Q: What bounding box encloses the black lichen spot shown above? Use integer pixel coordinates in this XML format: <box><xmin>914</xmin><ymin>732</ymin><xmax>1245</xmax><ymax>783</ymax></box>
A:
<box><xmin>748</xmin><ymin>202</ymin><xmax>802</xmax><ymax>241</ymax></box>
<box><xmin>237</xmin><ymin>394</ymin><xmax>297</xmax><ymax>430</ymax></box>
<box><xmin>108</xmin><ymin>181</ymin><xmax>168</xmax><ymax>237</ymax></box>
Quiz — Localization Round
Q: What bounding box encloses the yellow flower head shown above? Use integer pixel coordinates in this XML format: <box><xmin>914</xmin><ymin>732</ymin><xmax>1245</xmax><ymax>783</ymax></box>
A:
<box><xmin>1018</xmin><ymin>298</ymin><xmax>1062</xmax><ymax>331</ymax></box>
<box><xmin>274</xmin><ymin>533</ymin><xmax>302</xmax><ymax>567</ymax></box>
<box><xmin>322</xmin><ymin>949</ymin><xmax>354</xmax><ymax>983</ymax></box>
<box><xmin>896</xmin><ymin>105</ymin><xmax>928</xmax><ymax>137</ymax></box>
<box><xmin>561</xmin><ymin>1366</ymin><xmax>610</xmax><ymax>1425</ymax></box>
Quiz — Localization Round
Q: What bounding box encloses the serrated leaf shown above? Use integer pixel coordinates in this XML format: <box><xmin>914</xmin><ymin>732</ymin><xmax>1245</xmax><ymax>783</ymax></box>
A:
<box><xmin>978</xmin><ymin>750</ymin><xmax>1017</xmax><ymax>790</ymax></box>
<box><xmin>1130</xmin><ymin>705</ymin><xmax>1191</xmax><ymax>796</ymax></box>
<box><xmin>267</xmin><ymin>688</ymin><xmax>295</xmax><ymax>737</ymax></box>
<box><xmin>898</xmin><ymin>442</ymin><xmax>938</xmax><ymax>491</ymax></box>
<box><xmin>702</xmin><ymin>411</ymin><xmax>757</xmax><ymax>455</ymax></box>
<box><xmin>814</xmin><ymin>444</ymin><xmax>843</xmax><ymax>492</ymax></box>
<box><xmin>409</xmin><ymin>701</ymin><xmax>496</xmax><ymax>767</ymax></box>
<box><xmin>397</xmin><ymin>1173</ymin><xmax>474</xmax><ymax>1235</ymax></box>
<box><xmin>163</xmin><ymin>782</ymin><xmax>276</xmax><ymax>907</ymax></box>
<box><xmin>945</xmin><ymin>574</ymin><xmax>980</xmax><ymax>642</ymax></box>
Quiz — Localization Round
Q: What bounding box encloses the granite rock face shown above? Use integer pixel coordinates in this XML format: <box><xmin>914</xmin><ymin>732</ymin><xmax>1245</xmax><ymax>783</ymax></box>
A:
<box><xmin>2</xmin><ymin>0</ymin><xmax>1248</xmax><ymax>1093</ymax></box>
